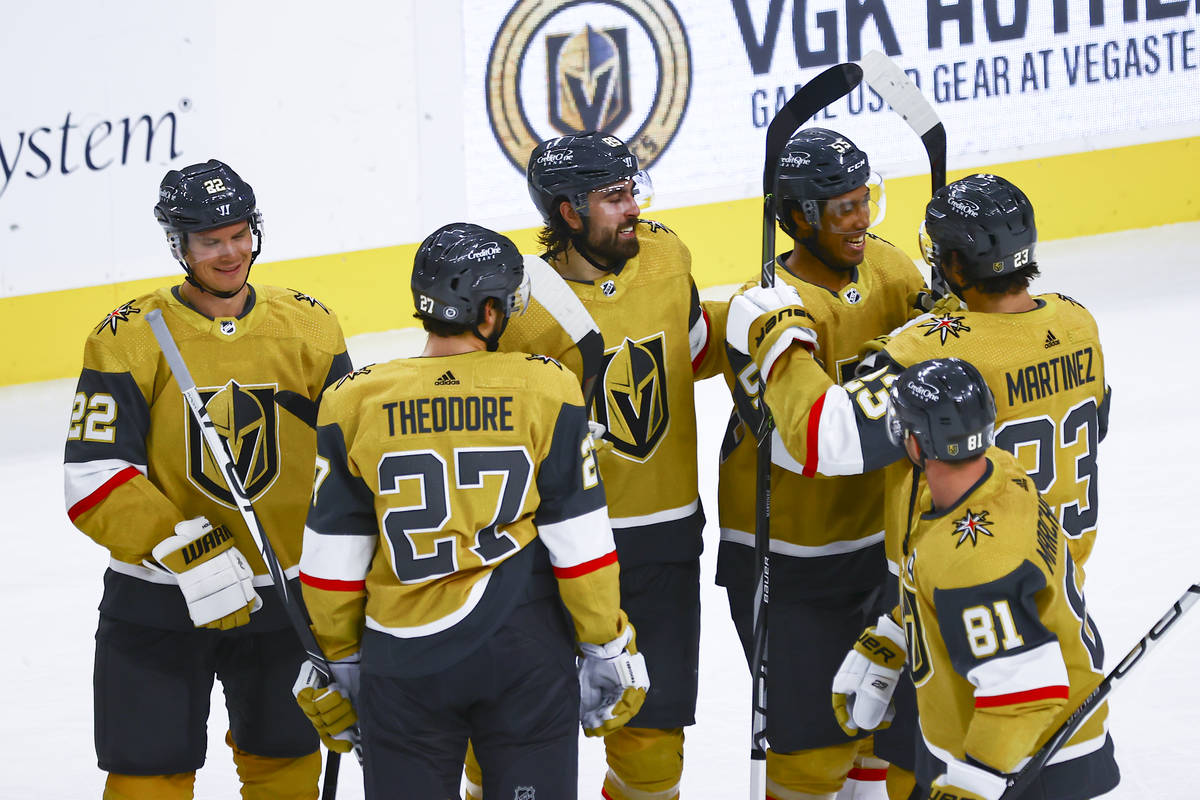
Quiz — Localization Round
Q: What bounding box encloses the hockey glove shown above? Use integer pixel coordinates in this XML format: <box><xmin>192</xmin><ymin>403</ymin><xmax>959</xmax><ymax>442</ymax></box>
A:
<box><xmin>588</xmin><ymin>420</ymin><xmax>614</xmax><ymax>455</ymax></box>
<box><xmin>293</xmin><ymin>656</ymin><xmax>360</xmax><ymax>754</ymax></box>
<box><xmin>928</xmin><ymin>759</ymin><xmax>1008</xmax><ymax>800</ymax></box>
<box><xmin>152</xmin><ymin>517</ymin><xmax>261</xmax><ymax>630</ymax></box>
<box><xmin>726</xmin><ymin>284</ymin><xmax>818</xmax><ymax>380</ymax></box>
<box><xmin>832</xmin><ymin>613</ymin><xmax>906</xmax><ymax>735</ymax></box>
<box><xmin>909</xmin><ymin>289</ymin><xmax>965</xmax><ymax>317</ymax></box>
<box><xmin>578</xmin><ymin>624</ymin><xmax>650</xmax><ymax>737</ymax></box>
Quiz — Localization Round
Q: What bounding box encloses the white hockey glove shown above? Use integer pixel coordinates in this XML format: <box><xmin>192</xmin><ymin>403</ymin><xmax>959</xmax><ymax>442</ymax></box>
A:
<box><xmin>293</xmin><ymin>655</ymin><xmax>361</xmax><ymax>754</ymax></box>
<box><xmin>928</xmin><ymin>759</ymin><xmax>1008</xmax><ymax>800</ymax></box>
<box><xmin>726</xmin><ymin>284</ymin><xmax>818</xmax><ymax>380</ymax></box>
<box><xmin>832</xmin><ymin>613</ymin><xmax>906</xmax><ymax>735</ymax></box>
<box><xmin>588</xmin><ymin>420</ymin><xmax>614</xmax><ymax>454</ymax></box>
<box><xmin>152</xmin><ymin>517</ymin><xmax>261</xmax><ymax>630</ymax></box>
<box><xmin>578</xmin><ymin>624</ymin><xmax>650</xmax><ymax>737</ymax></box>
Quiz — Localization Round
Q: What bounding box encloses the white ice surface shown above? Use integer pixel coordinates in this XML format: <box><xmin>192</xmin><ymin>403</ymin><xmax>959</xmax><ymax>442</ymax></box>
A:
<box><xmin>7</xmin><ymin>222</ymin><xmax>1199</xmax><ymax>798</ymax></box>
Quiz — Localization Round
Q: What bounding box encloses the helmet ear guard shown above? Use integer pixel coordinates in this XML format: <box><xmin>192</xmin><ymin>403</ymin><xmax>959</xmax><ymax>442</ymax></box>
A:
<box><xmin>773</xmin><ymin>127</ymin><xmax>875</xmax><ymax>237</ymax></box>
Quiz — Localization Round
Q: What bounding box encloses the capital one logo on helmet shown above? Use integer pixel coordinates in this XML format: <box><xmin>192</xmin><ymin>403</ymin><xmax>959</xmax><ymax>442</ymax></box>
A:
<box><xmin>485</xmin><ymin>0</ymin><xmax>691</xmax><ymax>174</ymax></box>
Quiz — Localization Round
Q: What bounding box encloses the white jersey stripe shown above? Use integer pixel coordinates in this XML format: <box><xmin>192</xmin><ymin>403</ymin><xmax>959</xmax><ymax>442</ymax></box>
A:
<box><xmin>538</xmin><ymin>506</ymin><xmax>616</xmax><ymax>569</ymax></box>
<box><xmin>720</xmin><ymin>526</ymin><xmax>884</xmax><ymax>557</ymax></box>
<box><xmin>64</xmin><ymin>458</ymin><xmax>145</xmax><ymax>509</ymax></box>
<box><xmin>300</xmin><ymin>526</ymin><xmax>376</xmax><ymax>582</ymax></box>
<box><xmin>610</xmin><ymin>498</ymin><xmax>700</xmax><ymax>529</ymax></box>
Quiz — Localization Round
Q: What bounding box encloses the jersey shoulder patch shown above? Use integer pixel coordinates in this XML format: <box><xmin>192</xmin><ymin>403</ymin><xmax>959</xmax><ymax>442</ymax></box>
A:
<box><xmin>333</xmin><ymin>364</ymin><xmax>376</xmax><ymax>391</ymax></box>
<box><xmin>285</xmin><ymin>287</ymin><xmax>332</xmax><ymax>314</ymax></box>
<box><xmin>93</xmin><ymin>297</ymin><xmax>146</xmax><ymax>337</ymax></box>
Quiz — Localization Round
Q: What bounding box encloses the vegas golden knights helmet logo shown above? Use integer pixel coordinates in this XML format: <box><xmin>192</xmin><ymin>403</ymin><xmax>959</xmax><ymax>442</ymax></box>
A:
<box><xmin>546</xmin><ymin>25</ymin><xmax>631</xmax><ymax>135</ymax></box>
<box><xmin>592</xmin><ymin>333</ymin><xmax>669</xmax><ymax>462</ymax></box>
<box><xmin>187</xmin><ymin>380</ymin><xmax>280</xmax><ymax>505</ymax></box>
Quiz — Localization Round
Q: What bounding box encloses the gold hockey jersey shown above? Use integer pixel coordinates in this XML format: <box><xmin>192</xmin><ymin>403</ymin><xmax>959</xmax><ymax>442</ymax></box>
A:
<box><xmin>300</xmin><ymin>351</ymin><xmax>625</xmax><ymax>676</ymax></box>
<box><xmin>760</xmin><ymin>294</ymin><xmax>1109</xmax><ymax>572</ymax></box>
<box><xmin>64</xmin><ymin>285</ymin><xmax>351</xmax><ymax>629</ymax></box>
<box><xmin>500</xmin><ymin>219</ymin><xmax>721</xmax><ymax>564</ymax></box>
<box><xmin>716</xmin><ymin>235</ymin><xmax>924</xmax><ymax>595</ymax></box>
<box><xmin>896</xmin><ymin>448</ymin><xmax>1108</xmax><ymax>781</ymax></box>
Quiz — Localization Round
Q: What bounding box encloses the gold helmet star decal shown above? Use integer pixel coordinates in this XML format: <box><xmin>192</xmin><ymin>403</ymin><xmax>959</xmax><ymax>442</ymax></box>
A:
<box><xmin>951</xmin><ymin>508</ymin><xmax>993</xmax><ymax>547</ymax></box>
<box><xmin>919</xmin><ymin>312</ymin><xmax>971</xmax><ymax>345</ymax></box>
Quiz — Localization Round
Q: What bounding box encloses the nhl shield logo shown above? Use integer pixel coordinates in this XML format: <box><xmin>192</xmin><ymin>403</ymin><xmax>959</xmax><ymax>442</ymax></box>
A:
<box><xmin>514</xmin><ymin>788</ymin><xmax>536</xmax><ymax>800</ymax></box>
<box><xmin>186</xmin><ymin>380</ymin><xmax>281</xmax><ymax>506</ymax></box>
<box><xmin>592</xmin><ymin>332</ymin><xmax>670</xmax><ymax>462</ymax></box>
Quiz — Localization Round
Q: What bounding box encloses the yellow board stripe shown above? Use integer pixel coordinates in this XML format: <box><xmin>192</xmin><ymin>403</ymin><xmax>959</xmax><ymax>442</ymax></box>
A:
<box><xmin>7</xmin><ymin>135</ymin><xmax>1198</xmax><ymax>387</ymax></box>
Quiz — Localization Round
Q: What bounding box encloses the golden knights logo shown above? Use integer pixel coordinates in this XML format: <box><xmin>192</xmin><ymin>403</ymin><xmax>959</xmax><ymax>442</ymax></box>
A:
<box><xmin>952</xmin><ymin>508</ymin><xmax>994</xmax><ymax>548</ymax></box>
<box><xmin>186</xmin><ymin>380</ymin><xmax>280</xmax><ymax>506</ymax></box>
<box><xmin>485</xmin><ymin>0</ymin><xmax>691</xmax><ymax>173</ymax></box>
<box><xmin>592</xmin><ymin>332</ymin><xmax>669</xmax><ymax>461</ymax></box>
<box><xmin>96</xmin><ymin>299</ymin><xmax>141</xmax><ymax>335</ymax></box>
<box><xmin>919</xmin><ymin>312</ymin><xmax>971</xmax><ymax>345</ymax></box>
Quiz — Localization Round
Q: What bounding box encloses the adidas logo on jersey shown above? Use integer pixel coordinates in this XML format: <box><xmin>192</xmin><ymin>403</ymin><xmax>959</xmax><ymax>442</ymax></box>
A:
<box><xmin>434</xmin><ymin>370</ymin><xmax>460</xmax><ymax>386</ymax></box>
<box><xmin>1044</xmin><ymin>330</ymin><xmax>1061</xmax><ymax>349</ymax></box>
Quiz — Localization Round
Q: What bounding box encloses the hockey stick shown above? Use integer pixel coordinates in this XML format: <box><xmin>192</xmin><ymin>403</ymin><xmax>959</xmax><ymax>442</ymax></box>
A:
<box><xmin>860</xmin><ymin>50</ymin><xmax>949</xmax><ymax>296</ymax></box>
<box><xmin>999</xmin><ymin>582</ymin><xmax>1200</xmax><ymax>798</ymax></box>
<box><xmin>145</xmin><ymin>309</ymin><xmax>360</xmax><ymax>796</ymax></box>
<box><xmin>747</xmin><ymin>61</ymin><xmax>864</xmax><ymax>800</ymax></box>
<box><xmin>521</xmin><ymin>254</ymin><xmax>605</xmax><ymax>405</ymax></box>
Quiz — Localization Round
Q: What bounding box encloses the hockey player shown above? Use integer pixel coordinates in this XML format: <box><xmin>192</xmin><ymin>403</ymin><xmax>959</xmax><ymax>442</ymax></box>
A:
<box><xmin>832</xmin><ymin>358</ymin><xmax>1119</xmax><ymax>800</ymax></box>
<box><xmin>725</xmin><ymin>174</ymin><xmax>1110</xmax><ymax>572</ymax></box>
<box><xmin>717</xmin><ymin>128</ymin><xmax>925</xmax><ymax>800</ymax></box>
<box><xmin>726</xmin><ymin>174</ymin><xmax>1110</xmax><ymax>797</ymax></box>
<box><xmin>294</xmin><ymin>223</ymin><xmax>648</xmax><ymax>800</ymax></box>
<box><xmin>64</xmin><ymin>159</ymin><xmax>352</xmax><ymax>800</ymax></box>
<box><xmin>469</xmin><ymin>131</ymin><xmax>722</xmax><ymax>800</ymax></box>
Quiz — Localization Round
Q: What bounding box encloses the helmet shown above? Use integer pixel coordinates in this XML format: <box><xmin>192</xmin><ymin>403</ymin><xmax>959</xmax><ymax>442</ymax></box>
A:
<box><xmin>920</xmin><ymin>174</ymin><xmax>1036</xmax><ymax>280</ymax></box>
<box><xmin>886</xmin><ymin>358</ymin><xmax>996</xmax><ymax>462</ymax></box>
<box><xmin>526</xmin><ymin>132</ymin><xmax>652</xmax><ymax>223</ymax></box>
<box><xmin>154</xmin><ymin>159</ymin><xmax>263</xmax><ymax>265</ymax></box>
<box><xmin>411</xmin><ymin>223</ymin><xmax>529</xmax><ymax>327</ymax></box>
<box><xmin>774</xmin><ymin>128</ymin><xmax>879</xmax><ymax>235</ymax></box>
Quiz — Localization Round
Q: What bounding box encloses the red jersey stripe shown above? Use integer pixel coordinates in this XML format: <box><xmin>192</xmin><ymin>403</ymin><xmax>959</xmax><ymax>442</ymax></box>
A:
<box><xmin>68</xmin><ymin>465</ymin><xmax>140</xmax><ymax>522</ymax></box>
<box><xmin>802</xmin><ymin>393</ymin><xmax>826</xmax><ymax>477</ymax></box>
<box><xmin>300</xmin><ymin>572</ymin><xmax>366</xmax><ymax>592</ymax></box>
<box><xmin>975</xmin><ymin>684</ymin><xmax>1070</xmax><ymax>708</ymax></box>
<box><xmin>553</xmin><ymin>549</ymin><xmax>618</xmax><ymax>579</ymax></box>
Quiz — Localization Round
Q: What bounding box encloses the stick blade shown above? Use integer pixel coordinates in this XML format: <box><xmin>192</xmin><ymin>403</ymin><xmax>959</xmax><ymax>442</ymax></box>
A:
<box><xmin>861</xmin><ymin>50</ymin><xmax>939</xmax><ymax>137</ymax></box>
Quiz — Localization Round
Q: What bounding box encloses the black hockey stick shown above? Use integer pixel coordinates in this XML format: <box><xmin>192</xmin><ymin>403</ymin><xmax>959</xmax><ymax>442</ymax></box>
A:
<box><xmin>146</xmin><ymin>309</ymin><xmax>360</xmax><ymax>797</ymax></box>
<box><xmin>1000</xmin><ymin>582</ymin><xmax>1200</xmax><ymax>798</ymax></box>
<box><xmin>861</xmin><ymin>50</ymin><xmax>949</xmax><ymax>296</ymax></box>
<box><xmin>747</xmin><ymin>61</ymin><xmax>864</xmax><ymax>800</ymax></box>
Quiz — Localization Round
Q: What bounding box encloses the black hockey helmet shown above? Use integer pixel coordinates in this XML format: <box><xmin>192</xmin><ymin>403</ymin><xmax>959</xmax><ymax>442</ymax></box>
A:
<box><xmin>886</xmin><ymin>358</ymin><xmax>996</xmax><ymax>462</ymax></box>
<box><xmin>774</xmin><ymin>127</ymin><xmax>881</xmax><ymax>235</ymax></box>
<box><xmin>412</xmin><ymin>223</ymin><xmax>529</xmax><ymax>346</ymax></box>
<box><xmin>526</xmin><ymin>131</ymin><xmax>652</xmax><ymax>223</ymax></box>
<box><xmin>154</xmin><ymin>159</ymin><xmax>263</xmax><ymax>265</ymax></box>
<box><xmin>919</xmin><ymin>174</ymin><xmax>1036</xmax><ymax>280</ymax></box>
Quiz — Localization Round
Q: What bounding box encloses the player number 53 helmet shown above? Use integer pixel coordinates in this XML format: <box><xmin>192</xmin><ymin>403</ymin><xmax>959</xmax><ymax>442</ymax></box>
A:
<box><xmin>886</xmin><ymin>358</ymin><xmax>996</xmax><ymax>462</ymax></box>
<box><xmin>774</xmin><ymin>127</ymin><xmax>885</xmax><ymax>235</ymax></box>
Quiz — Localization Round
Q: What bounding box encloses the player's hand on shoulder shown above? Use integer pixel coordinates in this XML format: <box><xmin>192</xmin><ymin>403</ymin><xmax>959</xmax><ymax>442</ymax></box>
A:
<box><xmin>831</xmin><ymin>613</ymin><xmax>906</xmax><ymax>735</ymax></box>
<box><xmin>578</xmin><ymin>622</ymin><xmax>650</xmax><ymax>737</ymax></box>
<box><xmin>292</xmin><ymin>655</ymin><xmax>360</xmax><ymax>754</ymax></box>
<box><xmin>928</xmin><ymin>759</ymin><xmax>1009</xmax><ymax>800</ymax></box>
<box><xmin>151</xmin><ymin>516</ymin><xmax>261</xmax><ymax>630</ymax></box>
<box><xmin>909</xmin><ymin>288</ymin><xmax>965</xmax><ymax>319</ymax></box>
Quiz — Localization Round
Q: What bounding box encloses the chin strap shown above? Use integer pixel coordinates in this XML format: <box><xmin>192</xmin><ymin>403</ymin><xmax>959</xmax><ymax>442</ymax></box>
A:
<box><xmin>473</xmin><ymin>313</ymin><xmax>511</xmax><ymax>352</ymax></box>
<box><xmin>182</xmin><ymin>270</ymin><xmax>250</xmax><ymax>300</ymax></box>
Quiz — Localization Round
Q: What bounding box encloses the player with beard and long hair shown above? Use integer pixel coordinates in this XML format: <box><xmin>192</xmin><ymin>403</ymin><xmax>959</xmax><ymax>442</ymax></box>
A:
<box><xmin>459</xmin><ymin>132</ymin><xmax>724</xmax><ymax>800</ymax></box>
<box><xmin>717</xmin><ymin>128</ymin><xmax>926</xmax><ymax>800</ymax></box>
